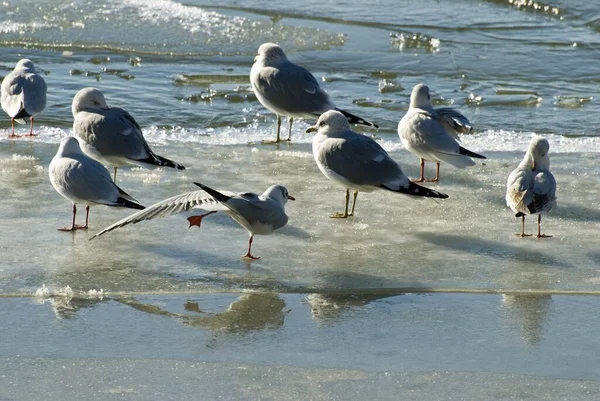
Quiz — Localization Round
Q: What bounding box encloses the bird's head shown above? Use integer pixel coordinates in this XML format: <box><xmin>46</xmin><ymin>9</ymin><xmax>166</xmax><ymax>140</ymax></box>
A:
<box><xmin>72</xmin><ymin>87</ymin><xmax>109</xmax><ymax>116</ymax></box>
<box><xmin>15</xmin><ymin>58</ymin><xmax>36</xmax><ymax>72</ymax></box>
<box><xmin>410</xmin><ymin>83</ymin><xmax>432</xmax><ymax>109</ymax></box>
<box><xmin>305</xmin><ymin>110</ymin><xmax>350</xmax><ymax>137</ymax></box>
<box><xmin>255</xmin><ymin>43</ymin><xmax>288</xmax><ymax>64</ymax></box>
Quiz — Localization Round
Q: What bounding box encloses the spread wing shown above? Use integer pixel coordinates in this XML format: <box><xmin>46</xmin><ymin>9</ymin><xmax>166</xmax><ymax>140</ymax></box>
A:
<box><xmin>434</xmin><ymin>107</ymin><xmax>473</xmax><ymax>139</ymax></box>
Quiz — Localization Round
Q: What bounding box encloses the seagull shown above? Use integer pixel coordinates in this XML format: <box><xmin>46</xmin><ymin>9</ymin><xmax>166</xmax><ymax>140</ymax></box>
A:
<box><xmin>91</xmin><ymin>183</ymin><xmax>295</xmax><ymax>260</ymax></box>
<box><xmin>398</xmin><ymin>84</ymin><xmax>485</xmax><ymax>182</ymax></box>
<box><xmin>506</xmin><ymin>136</ymin><xmax>556</xmax><ymax>238</ymax></box>
<box><xmin>1</xmin><ymin>59</ymin><xmax>47</xmax><ymax>138</ymax></box>
<box><xmin>72</xmin><ymin>87</ymin><xmax>185</xmax><ymax>181</ymax></box>
<box><xmin>250</xmin><ymin>42</ymin><xmax>378</xmax><ymax>144</ymax></box>
<box><xmin>307</xmin><ymin>110</ymin><xmax>448</xmax><ymax>218</ymax></box>
<box><xmin>49</xmin><ymin>137</ymin><xmax>145</xmax><ymax>231</ymax></box>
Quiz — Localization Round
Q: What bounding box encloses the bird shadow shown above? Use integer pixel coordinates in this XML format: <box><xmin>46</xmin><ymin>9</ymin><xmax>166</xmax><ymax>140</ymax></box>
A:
<box><xmin>412</xmin><ymin>232</ymin><xmax>572</xmax><ymax>269</ymax></box>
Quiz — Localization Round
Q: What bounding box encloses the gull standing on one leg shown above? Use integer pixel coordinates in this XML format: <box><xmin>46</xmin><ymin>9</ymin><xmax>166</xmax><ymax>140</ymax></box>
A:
<box><xmin>307</xmin><ymin>110</ymin><xmax>448</xmax><ymax>218</ymax></box>
<box><xmin>91</xmin><ymin>183</ymin><xmax>295</xmax><ymax>260</ymax></box>
<box><xmin>250</xmin><ymin>43</ymin><xmax>378</xmax><ymax>144</ymax></box>
<box><xmin>49</xmin><ymin>137</ymin><xmax>145</xmax><ymax>231</ymax></box>
<box><xmin>398</xmin><ymin>84</ymin><xmax>485</xmax><ymax>182</ymax></box>
<box><xmin>506</xmin><ymin>135</ymin><xmax>556</xmax><ymax>238</ymax></box>
<box><xmin>72</xmin><ymin>87</ymin><xmax>185</xmax><ymax>181</ymax></box>
<box><xmin>1</xmin><ymin>59</ymin><xmax>47</xmax><ymax>138</ymax></box>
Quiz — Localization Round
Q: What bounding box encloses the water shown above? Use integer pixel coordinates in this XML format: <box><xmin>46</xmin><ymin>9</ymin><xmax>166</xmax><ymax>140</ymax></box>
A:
<box><xmin>1</xmin><ymin>0</ymin><xmax>600</xmax><ymax>396</ymax></box>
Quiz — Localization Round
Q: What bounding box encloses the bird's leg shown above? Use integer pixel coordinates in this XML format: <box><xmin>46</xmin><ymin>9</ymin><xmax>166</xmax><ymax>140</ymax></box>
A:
<box><xmin>58</xmin><ymin>204</ymin><xmax>78</xmax><ymax>232</ymax></box>
<box><xmin>187</xmin><ymin>211</ymin><xmax>217</xmax><ymax>228</ymax></box>
<box><xmin>25</xmin><ymin>117</ymin><xmax>37</xmax><ymax>137</ymax></box>
<box><xmin>286</xmin><ymin>117</ymin><xmax>293</xmax><ymax>141</ymax></box>
<box><xmin>242</xmin><ymin>235</ymin><xmax>260</xmax><ymax>260</ymax></box>
<box><xmin>516</xmin><ymin>215</ymin><xmax>532</xmax><ymax>237</ymax></box>
<box><xmin>113</xmin><ymin>167</ymin><xmax>118</xmax><ymax>182</ymax></box>
<box><xmin>75</xmin><ymin>205</ymin><xmax>90</xmax><ymax>229</ymax></box>
<box><xmin>8</xmin><ymin>118</ymin><xmax>19</xmax><ymax>138</ymax></box>
<box><xmin>262</xmin><ymin>115</ymin><xmax>283</xmax><ymax>144</ymax></box>
<box><xmin>348</xmin><ymin>190</ymin><xmax>359</xmax><ymax>217</ymax></box>
<box><xmin>536</xmin><ymin>214</ymin><xmax>552</xmax><ymax>238</ymax></box>
<box><xmin>412</xmin><ymin>159</ymin><xmax>426</xmax><ymax>183</ymax></box>
<box><xmin>330</xmin><ymin>189</ymin><xmax>350</xmax><ymax>218</ymax></box>
<box><xmin>426</xmin><ymin>163</ymin><xmax>440</xmax><ymax>182</ymax></box>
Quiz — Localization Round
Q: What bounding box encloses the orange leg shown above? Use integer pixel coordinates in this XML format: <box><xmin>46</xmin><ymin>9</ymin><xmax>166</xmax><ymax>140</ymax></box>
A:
<box><xmin>426</xmin><ymin>163</ymin><xmax>440</xmax><ymax>182</ymax></box>
<box><xmin>242</xmin><ymin>235</ymin><xmax>260</xmax><ymax>260</ymax></box>
<box><xmin>187</xmin><ymin>211</ymin><xmax>217</xmax><ymax>228</ymax></box>
<box><xmin>26</xmin><ymin>117</ymin><xmax>37</xmax><ymax>137</ymax></box>
<box><xmin>58</xmin><ymin>204</ymin><xmax>78</xmax><ymax>232</ymax></box>
<box><xmin>8</xmin><ymin>118</ymin><xmax>20</xmax><ymax>138</ymax></box>
<box><xmin>536</xmin><ymin>214</ymin><xmax>552</xmax><ymax>238</ymax></box>
<box><xmin>516</xmin><ymin>215</ymin><xmax>532</xmax><ymax>237</ymax></box>
<box><xmin>75</xmin><ymin>205</ymin><xmax>90</xmax><ymax>229</ymax></box>
<box><xmin>411</xmin><ymin>159</ymin><xmax>426</xmax><ymax>183</ymax></box>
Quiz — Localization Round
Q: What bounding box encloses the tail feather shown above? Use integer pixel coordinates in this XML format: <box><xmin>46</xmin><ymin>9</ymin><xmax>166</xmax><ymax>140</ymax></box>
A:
<box><xmin>134</xmin><ymin>153</ymin><xmax>186</xmax><ymax>170</ymax></box>
<box><xmin>459</xmin><ymin>146</ymin><xmax>486</xmax><ymax>159</ymax></box>
<box><xmin>381</xmin><ymin>181</ymin><xmax>448</xmax><ymax>199</ymax></box>
<box><xmin>194</xmin><ymin>182</ymin><xmax>231</xmax><ymax>203</ymax></box>
<box><xmin>335</xmin><ymin>108</ymin><xmax>378</xmax><ymax>128</ymax></box>
<box><xmin>114</xmin><ymin>196</ymin><xmax>145</xmax><ymax>210</ymax></box>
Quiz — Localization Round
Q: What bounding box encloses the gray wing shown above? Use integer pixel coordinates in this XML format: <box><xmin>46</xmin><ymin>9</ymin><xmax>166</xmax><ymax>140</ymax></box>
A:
<box><xmin>50</xmin><ymin>156</ymin><xmax>120</xmax><ymax>205</ymax></box>
<box><xmin>252</xmin><ymin>62</ymin><xmax>335</xmax><ymax>115</ymax></box>
<box><xmin>506</xmin><ymin>167</ymin><xmax>533</xmax><ymax>214</ymax></box>
<box><xmin>434</xmin><ymin>107</ymin><xmax>473</xmax><ymax>139</ymax></box>
<box><xmin>226</xmin><ymin>194</ymin><xmax>289</xmax><ymax>231</ymax></box>
<box><xmin>90</xmin><ymin>189</ymin><xmax>233</xmax><ymax>239</ymax></box>
<box><xmin>319</xmin><ymin>133</ymin><xmax>407</xmax><ymax>187</ymax></box>
<box><xmin>530</xmin><ymin>170</ymin><xmax>557</xmax><ymax>213</ymax></box>
<box><xmin>1</xmin><ymin>71</ymin><xmax>25</xmax><ymax>117</ymax></box>
<box><xmin>22</xmin><ymin>72</ymin><xmax>47</xmax><ymax>116</ymax></box>
<box><xmin>74</xmin><ymin>107</ymin><xmax>153</xmax><ymax>160</ymax></box>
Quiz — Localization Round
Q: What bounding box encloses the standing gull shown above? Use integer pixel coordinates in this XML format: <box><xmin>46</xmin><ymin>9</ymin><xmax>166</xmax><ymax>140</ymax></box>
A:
<box><xmin>1</xmin><ymin>59</ymin><xmax>47</xmax><ymax>138</ymax></box>
<box><xmin>398</xmin><ymin>84</ymin><xmax>485</xmax><ymax>182</ymax></box>
<box><xmin>307</xmin><ymin>110</ymin><xmax>448</xmax><ymax>218</ymax></box>
<box><xmin>91</xmin><ymin>183</ymin><xmax>295</xmax><ymax>260</ymax></box>
<box><xmin>250</xmin><ymin>43</ymin><xmax>378</xmax><ymax>143</ymax></box>
<box><xmin>506</xmin><ymin>135</ymin><xmax>556</xmax><ymax>238</ymax></box>
<box><xmin>49</xmin><ymin>137</ymin><xmax>145</xmax><ymax>231</ymax></box>
<box><xmin>72</xmin><ymin>87</ymin><xmax>185</xmax><ymax>181</ymax></box>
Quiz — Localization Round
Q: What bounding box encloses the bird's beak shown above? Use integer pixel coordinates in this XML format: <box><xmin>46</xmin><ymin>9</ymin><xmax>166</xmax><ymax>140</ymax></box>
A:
<box><xmin>532</xmin><ymin>161</ymin><xmax>536</xmax><ymax>170</ymax></box>
<box><xmin>305</xmin><ymin>126</ymin><xmax>317</xmax><ymax>134</ymax></box>
<box><xmin>287</xmin><ymin>195</ymin><xmax>296</xmax><ymax>201</ymax></box>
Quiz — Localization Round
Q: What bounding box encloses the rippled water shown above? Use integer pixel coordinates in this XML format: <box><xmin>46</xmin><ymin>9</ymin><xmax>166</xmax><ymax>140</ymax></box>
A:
<box><xmin>1</xmin><ymin>0</ymin><xmax>600</xmax><ymax>297</ymax></box>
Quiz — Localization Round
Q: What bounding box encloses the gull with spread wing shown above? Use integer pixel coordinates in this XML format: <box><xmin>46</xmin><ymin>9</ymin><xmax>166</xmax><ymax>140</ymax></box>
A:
<box><xmin>91</xmin><ymin>183</ymin><xmax>295</xmax><ymax>260</ymax></box>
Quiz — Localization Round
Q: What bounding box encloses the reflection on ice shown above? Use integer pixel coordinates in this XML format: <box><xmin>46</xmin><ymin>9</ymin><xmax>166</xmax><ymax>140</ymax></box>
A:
<box><xmin>502</xmin><ymin>294</ymin><xmax>552</xmax><ymax>346</ymax></box>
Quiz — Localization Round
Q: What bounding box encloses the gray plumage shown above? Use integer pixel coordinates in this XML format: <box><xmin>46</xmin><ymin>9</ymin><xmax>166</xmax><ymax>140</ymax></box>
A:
<box><xmin>398</xmin><ymin>84</ymin><xmax>484</xmax><ymax>179</ymax></box>
<box><xmin>308</xmin><ymin>110</ymin><xmax>447</xmax><ymax>218</ymax></box>
<box><xmin>49</xmin><ymin>137</ymin><xmax>144</xmax><ymax>230</ymax></box>
<box><xmin>90</xmin><ymin>183</ymin><xmax>294</xmax><ymax>259</ymax></box>
<box><xmin>506</xmin><ymin>136</ymin><xmax>557</xmax><ymax>217</ymax></box>
<box><xmin>1</xmin><ymin>59</ymin><xmax>47</xmax><ymax>136</ymax></box>
<box><xmin>72</xmin><ymin>87</ymin><xmax>185</xmax><ymax>178</ymax></box>
<box><xmin>250</xmin><ymin>43</ymin><xmax>376</xmax><ymax>142</ymax></box>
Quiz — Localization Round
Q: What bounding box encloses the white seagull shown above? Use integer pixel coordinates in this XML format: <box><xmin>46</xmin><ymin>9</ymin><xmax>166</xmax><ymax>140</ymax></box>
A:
<box><xmin>49</xmin><ymin>137</ymin><xmax>145</xmax><ymax>231</ymax></box>
<box><xmin>250</xmin><ymin>42</ymin><xmax>377</xmax><ymax>143</ymax></box>
<box><xmin>307</xmin><ymin>110</ymin><xmax>448</xmax><ymax>218</ymax></box>
<box><xmin>398</xmin><ymin>84</ymin><xmax>485</xmax><ymax>182</ymax></box>
<box><xmin>72</xmin><ymin>87</ymin><xmax>185</xmax><ymax>181</ymax></box>
<box><xmin>1</xmin><ymin>59</ymin><xmax>47</xmax><ymax>138</ymax></box>
<box><xmin>506</xmin><ymin>135</ymin><xmax>557</xmax><ymax>238</ymax></box>
<box><xmin>91</xmin><ymin>183</ymin><xmax>295</xmax><ymax>260</ymax></box>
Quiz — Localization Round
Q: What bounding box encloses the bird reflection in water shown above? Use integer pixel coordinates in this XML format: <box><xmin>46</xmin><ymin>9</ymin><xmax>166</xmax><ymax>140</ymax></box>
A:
<box><xmin>502</xmin><ymin>294</ymin><xmax>552</xmax><ymax>346</ymax></box>
<box><xmin>305</xmin><ymin>292</ymin><xmax>400</xmax><ymax>322</ymax></box>
<box><xmin>118</xmin><ymin>291</ymin><xmax>287</xmax><ymax>334</ymax></box>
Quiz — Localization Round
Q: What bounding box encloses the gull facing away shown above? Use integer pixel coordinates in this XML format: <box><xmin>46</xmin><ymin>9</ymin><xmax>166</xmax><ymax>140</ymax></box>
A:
<box><xmin>1</xmin><ymin>59</ymin><xmax>47</xmax><ymax>137</ymax></box>
<box><xmin>49</xmin><ymin>137</ymin><xmax>145</xmax><ymax>231</ymax></box>
<box><xmin>398</xmin><ymin>84</ymin><xmax>485</xmax><ymax>182</ymax></box>
<box><xmin>506</xmin><ymin>136</ymin><xmax>556</xmax><ymax>238</ymax></box>
<box><xmin>250</xmin><ymin>43</ymin><xmax>378</xmax><ymax>144</ymax></box>
<box><xmin>72</xmin><ymin>87</ymin><xmax>185</xmax><ymax>181</ymax></box>
<box><xmin>91</xmin><ymin>183</ymin><xmax>295</xmax><ymax>260</ymax></box>
<box><xmin>307</xmin><ymin>110</ymin><xmax>448</xmax><ymax>218</ymax></box>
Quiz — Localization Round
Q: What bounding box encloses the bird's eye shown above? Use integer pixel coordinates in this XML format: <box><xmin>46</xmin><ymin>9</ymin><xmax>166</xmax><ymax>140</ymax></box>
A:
<box><xmin>319</xmin><ymin>121</ymin><xmax>325</xmax><ymax>127</ymax></box>
<box><xmin>427</xmin><ymin>94</ymin><xmax>431</xmax><ymax>100</ymax></box>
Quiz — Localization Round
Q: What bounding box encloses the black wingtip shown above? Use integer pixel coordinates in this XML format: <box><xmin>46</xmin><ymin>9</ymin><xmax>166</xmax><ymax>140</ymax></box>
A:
<box><xmin>116</xmin><ymin>197</ymin><xmax>145</xmax><ymax>210</ymax></box>
<box><xmin>134</xmin><ymin>154</ymin><xmax>186</xmax><ymax>170</ymax></box>
<box><xmin>459</xmin><ymin>146</ymin><xmax>486</xmax><ymax>160</ymax></box>
<box><xmin>193</xmin><ymin>182</ymin><xmax>231</xmax><ymax>203</ymax></box>
<box><xmin>382</xmin><ymin>181</ymin><xmax>449</xmax><ymax>199</ymax></box>
<box><xmin>335</xmin><ymin>108</ymin><xmax>378</xmax><ymax>129</ymax></box>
